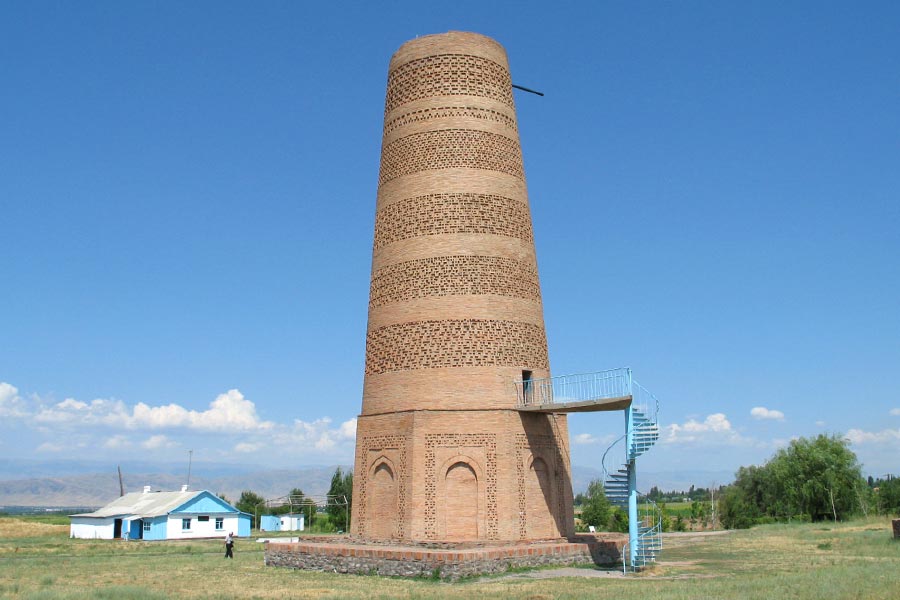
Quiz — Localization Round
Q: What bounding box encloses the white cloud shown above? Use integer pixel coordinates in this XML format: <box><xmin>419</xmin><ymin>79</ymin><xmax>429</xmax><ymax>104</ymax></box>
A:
<box><xmin>130</xmin><ymin>390</ymin><xmax>273</xmax><ymax>432</ymax></box>
<box><xmin>890</xmin><ymin>408</ymin><xmax>900</xmax><ymax>416</ymax></box>
<box><xmin>234</xmin><ymin>442</ymin><xmax>261</xmax><ymax>453</ymax></box>
<box><xmin>36</xmin><ymin>442</ymin><xmax>64</xmax><ymax>453</ymax></box>
<box><xmin>264</xmin><ymin>416</ymin><xmax>359</xmax><ymax>454</ymax></box>
<box><xmin>103</xmin><ymin>435</ymin><xmax>132</xmax><ymax>449</ymax></box>
<box><xmin>0</xmin><ymin>381</ymin><xmax>357</xmax><ymax>461</ymax></box>
<box><xmin>0</xmin><ymin>382</ymin><xmax>16</xmax><ymax>404</ymax></box>
<box><xmin>32</xmin><ymin>389</ymin><xmax>273</xmax><ymax>432</ymax></box>
<box><xmin>815</xmin><ymin>420</ymin><xmax>826</xmax><ymax>427</ymax></box>
<box><xmin>0</xmin><ymin>382</ymin><xmax>28</xmax><ymax>418</ymax></box>
<box><xmin>751</xmin><ymin>406</ymin><xmax>785</xmax><ymax>421</ymax></box>
<box><xmin>142</xmin><ymin>435</ymin><xmax>177</xmax><ymax>449</ymax></box>
<box><xmin>338</xmin><ymin>418</ymin><xmax>357</xmax><ymax>440</ymax></box>
<box><xmin>663</xmin><ymin>413</ymin><xmax>746</xmax><ymax>445</ymax></box>
<box><xmin>35</xmin><ymin>397</ymin><xmax>133</xmax><ymax>426</ymax></box>
<box><xmin>846</xmin><ymin>428</ymin><xmax>900</xmax><ymax>445</ymax></box>
<box><xmin>572</xmin><ymin>432</ymin><xmax>617</xmax><ymax>446</ymax></box>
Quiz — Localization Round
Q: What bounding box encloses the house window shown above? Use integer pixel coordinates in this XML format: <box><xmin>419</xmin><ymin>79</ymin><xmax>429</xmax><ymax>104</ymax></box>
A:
<box><xmin>143</xmin><ymin>522</ymin><xmax>151</xmax><ymax>532</ymax></box>
<box><xmin>182</xmin><ymin>518</ymin><xmax>191</xmax><ymax>530</ymax></box>
<box><xmin>215</xmin><ymin>518</ymin><xmax>224</xmax><ymax>530</ymax></box>
<box><xmin>198</xmin><ymin>515</ymin><xmax>209</xmax><ymax>522</ymax></box>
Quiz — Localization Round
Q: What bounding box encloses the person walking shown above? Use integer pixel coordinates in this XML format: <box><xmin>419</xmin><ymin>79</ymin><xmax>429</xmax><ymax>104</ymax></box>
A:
<box><xmin>224</xmin><ymin>532</ymin><xmax>234</xmax><ymax>559</ymax></box>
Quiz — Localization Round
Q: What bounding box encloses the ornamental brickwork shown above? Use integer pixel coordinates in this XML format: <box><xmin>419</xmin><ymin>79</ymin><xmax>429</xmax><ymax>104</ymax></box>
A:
<box><xmin>351</xmin><ymin>31</ymin><xmax>573</xmax><ymax>543</ymax></box>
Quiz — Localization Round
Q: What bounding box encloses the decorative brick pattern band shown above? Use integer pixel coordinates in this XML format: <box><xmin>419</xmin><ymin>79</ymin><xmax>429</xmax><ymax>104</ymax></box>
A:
<box><xmin>374</xmin><ymin>193</ymin><xmax>533</xmax><ymax>249</ymax></box>
<box><xmin>378</xmin><ymin>129</ymin><xmax>523</xmax><ymax>185</ymax></box>
<box><xmin>365</xmin><ymin>319</ymin><xmax>548</xmax><ymax>375</ymax></box>
<box><xmin>383</xmin><ymin>105</ymin><xmax>517</xmax><ymax>137</ymax></box>
<box><xmin>369</xmin><ymin>255</ymin><xmax>540</xmax><ymax>308</ymax></box>
<box><xmin>385</xmin><ymin>54</ymin><xmax>514</xmax><ymax>114</ymax></box>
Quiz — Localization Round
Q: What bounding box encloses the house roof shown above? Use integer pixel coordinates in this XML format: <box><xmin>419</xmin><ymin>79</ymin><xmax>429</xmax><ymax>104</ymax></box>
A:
<box><xmin>70</xmin><ymin>490</ymin><xmax>232</xmax><ymax>519</ymax></box>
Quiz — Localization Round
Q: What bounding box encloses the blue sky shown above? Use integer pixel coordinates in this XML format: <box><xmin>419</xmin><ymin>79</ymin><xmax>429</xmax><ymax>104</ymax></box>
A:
<box><xmin>2</xmin><ymin>1</ymin><xmax>898</xmax><ymax>485</ymax></box>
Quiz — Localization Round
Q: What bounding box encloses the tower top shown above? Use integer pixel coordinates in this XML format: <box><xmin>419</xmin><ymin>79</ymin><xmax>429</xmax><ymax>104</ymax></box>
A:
<box><xmin>390</xmin><ymin>31</ymin><xmax>509</xmax><ymax>71</ymax></box>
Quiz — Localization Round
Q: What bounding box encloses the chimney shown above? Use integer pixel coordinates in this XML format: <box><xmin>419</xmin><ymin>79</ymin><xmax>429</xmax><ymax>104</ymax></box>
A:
<box><xmin>143</xmin><ymin>486</ymin><xmax>151</xmax><ymax>494</ymax></box>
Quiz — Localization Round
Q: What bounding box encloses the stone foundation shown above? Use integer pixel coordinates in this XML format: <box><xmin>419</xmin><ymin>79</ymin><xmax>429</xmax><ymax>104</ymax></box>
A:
<box><xmin>265</xmin><ymin>534</ymin><xmax>624</xmax><ymax>580</ymax></box>
<box><xmin>893</xmin><ymin>519</ymin><xmax>900</xmax><ymax>539</ymax></box>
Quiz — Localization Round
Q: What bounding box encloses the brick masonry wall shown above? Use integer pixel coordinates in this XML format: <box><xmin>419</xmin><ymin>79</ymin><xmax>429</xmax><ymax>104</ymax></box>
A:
<box><xmin>353</xmin><ymin>410</ymin><xmax>574</xmax><ymax>542</ymax></box>
<box><xmin>351</xmin><ymin>31</ymin><xmax>571</xmax><ymax>544</ymax></box>
<box><xmin>265</xmin><ymin>535</ymin><xmax>624</xmax><ymax>581</ymax></box>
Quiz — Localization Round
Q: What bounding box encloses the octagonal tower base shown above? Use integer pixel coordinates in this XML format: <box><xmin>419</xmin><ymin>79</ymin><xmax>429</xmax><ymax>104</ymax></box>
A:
<box><xmin>264</xmin><ymin>533</ymin><xmax>625</xmax><ymax>580</ymax></box>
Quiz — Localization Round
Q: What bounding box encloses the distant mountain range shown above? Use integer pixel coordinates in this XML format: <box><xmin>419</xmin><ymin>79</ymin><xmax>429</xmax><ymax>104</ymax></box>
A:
<box><xmin>0</xmin><ymin>459</ymin><xmax>734</xmax><ymax>508</ymax></box>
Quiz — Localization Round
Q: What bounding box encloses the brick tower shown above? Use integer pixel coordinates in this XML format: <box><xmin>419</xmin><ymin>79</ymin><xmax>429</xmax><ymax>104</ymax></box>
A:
<box><xmin>351</xmin><ymin>31</ymin><xmax>573</xmax><ymax>543</ymax></box>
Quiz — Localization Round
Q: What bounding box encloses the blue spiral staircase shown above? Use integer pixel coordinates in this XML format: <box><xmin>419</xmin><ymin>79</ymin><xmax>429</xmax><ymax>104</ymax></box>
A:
<box><xmin>602</xmin><ymin>404</ymin><xmax>662</xmax><ymax>571</ymax></box>
<box><xmin>515</xmin><ymin>367</ymin><xmax>662</xmax><ymax>572</ymax></box>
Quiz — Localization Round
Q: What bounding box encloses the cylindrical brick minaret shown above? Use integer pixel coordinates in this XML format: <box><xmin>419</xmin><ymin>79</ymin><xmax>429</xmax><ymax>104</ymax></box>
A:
<box><xmin>351</xmin><ymin>31</ymin><xmax>573</xmax><ymax>543</ymax></box>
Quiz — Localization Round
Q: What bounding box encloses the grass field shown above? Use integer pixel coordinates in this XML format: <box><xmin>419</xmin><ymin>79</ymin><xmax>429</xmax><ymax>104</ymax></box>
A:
<box><xmin>1</xmin><ymin>516</ymin><xmax>898</xmax><ymax>599</ymax></box>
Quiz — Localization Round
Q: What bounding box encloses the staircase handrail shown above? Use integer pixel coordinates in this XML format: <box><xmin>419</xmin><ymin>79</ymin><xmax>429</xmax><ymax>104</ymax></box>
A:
<box><xmin>637</xmin><ymin>496</ymin><xmax>663</xmax><ymax>563</ymax></box>
<box><xmin>514</xmin><ymin>367</ymin><xmax>633</xmax><ymax>408</ymax></box>
<box><xmin>600</xmin><ymin>434</ymin><xmax>626</xmax><ymax>483</ymax></box>
<box><xmin>631</xmin><ymin>380</ymin><xmax>659</xmax><ymax>426</ymax></box>
<box><xmin>622</xmin><ymin>493</ymin><xmax>663</xmax><ymax>572</ymax></box>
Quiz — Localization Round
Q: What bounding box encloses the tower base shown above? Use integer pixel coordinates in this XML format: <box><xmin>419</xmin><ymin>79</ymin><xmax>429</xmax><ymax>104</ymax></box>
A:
<box><xmin>265</xmin><ymin>534</ymin><xmax>624</xmax><ymax>580</ymax></box>
<box><xmin>351</xmin><ymin>409</ymin><xmax>575</xmax><ymax>543</ymax></box>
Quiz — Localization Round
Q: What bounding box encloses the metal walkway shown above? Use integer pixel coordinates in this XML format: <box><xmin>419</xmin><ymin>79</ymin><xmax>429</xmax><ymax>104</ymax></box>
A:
<box><xmin>513</xmin><ymin>367</ymin><xmax>656</xmax><ymax>417</ymax></box>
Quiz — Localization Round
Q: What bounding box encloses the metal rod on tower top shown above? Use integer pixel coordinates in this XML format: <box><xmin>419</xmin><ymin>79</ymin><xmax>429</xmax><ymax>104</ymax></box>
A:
<box><xmin>512</xmin><ymin>83</ymin><xmax>544</xmax><ymax>96</ymax></box>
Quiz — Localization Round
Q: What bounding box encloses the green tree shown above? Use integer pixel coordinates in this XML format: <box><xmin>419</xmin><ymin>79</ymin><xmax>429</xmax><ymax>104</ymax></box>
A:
<box><xmin>579</xmin><ymin>479</ymin><xmax>611</xmax><ymax>531</ymax></box>
<box><xmin>719</xmin><ymin>434</ymin><xmax>865</xmax><ymax>526</ymax></box>
<box><xmin>326</xmin><ymin>467</ymin><xmax>353</xmax><ymax>531</ymax></box>
<box><xmin>718</xmin><ymin>484</ymin><xmax>755</xmax><ymax>529</ymax></box>
<box><xmin>267</xmin><ymin>488</ymin><xmax>306</xmax><ymax>516</ymax></box>
<box><xmin>235</xmin><ymin>490</ymin><xmax>266</xmax><ymax>519</ymax></box>
<box><xmin>768</xmin><ymin>434</ymin><xmax>863</xmax><ymax>521</ymax></box>
<box><xmin>607</xmin><ymin>506</ymin><xmax>629</xmax><ymax>533</ymax></box>
<box><xmin>876</xmin><ymin>477</ymin><xmax>900</xmax><ymax>514</ymax></box>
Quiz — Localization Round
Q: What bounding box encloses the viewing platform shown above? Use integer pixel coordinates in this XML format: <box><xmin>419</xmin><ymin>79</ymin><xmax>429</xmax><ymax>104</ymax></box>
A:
<box><xmin>513</xmin><ymin>368</ymin><xmax>658</xmax><ymax>417</ymax></box>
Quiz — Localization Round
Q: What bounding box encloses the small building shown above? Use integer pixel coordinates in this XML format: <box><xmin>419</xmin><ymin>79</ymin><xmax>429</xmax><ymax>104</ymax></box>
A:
<box><xmin>260</xmin><ymin>513</ymin><xmax>305</xmax><ymax>532</ymax></box>
<box><xmin>69</xmin><ymin>486</ymin><xmax>251</xmax><ymax>540</ymax></box>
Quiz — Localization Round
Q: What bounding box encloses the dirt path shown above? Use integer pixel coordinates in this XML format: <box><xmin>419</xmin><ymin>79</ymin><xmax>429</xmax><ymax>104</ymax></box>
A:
<box><xmin>495</xmin><ymin>530</ymin><xmax>735</xmax><ymax>580</ymax></box>
<box><xmin>498</xmin><ymin>567</ymin><xmax>627</xmax><ymax>580</ymax></box>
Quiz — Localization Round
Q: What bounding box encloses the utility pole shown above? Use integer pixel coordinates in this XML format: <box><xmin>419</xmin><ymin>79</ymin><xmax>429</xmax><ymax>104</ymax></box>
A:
<box><xmin>186</xmin><ymin>450</ymin><xmax>193</xmax><ymax>489</ymax></box>
<box><xmin>117</xmin><ymin>465</ymin><xmax>125</xmax><ymax>497</ymax></box>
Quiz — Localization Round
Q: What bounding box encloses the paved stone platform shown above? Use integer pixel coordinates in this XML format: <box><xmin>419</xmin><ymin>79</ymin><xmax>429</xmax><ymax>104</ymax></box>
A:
<box><xmin>265</xmin><ymin>534</ymin><xmax>625</xmax><ymax>580</ymax></box>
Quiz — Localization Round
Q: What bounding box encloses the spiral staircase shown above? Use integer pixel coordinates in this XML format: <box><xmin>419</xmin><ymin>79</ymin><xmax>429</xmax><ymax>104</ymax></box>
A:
<box><xmin>515</xmin><ymin>367</ymin><xmax>662</xmax><ymax>572</ymax></box>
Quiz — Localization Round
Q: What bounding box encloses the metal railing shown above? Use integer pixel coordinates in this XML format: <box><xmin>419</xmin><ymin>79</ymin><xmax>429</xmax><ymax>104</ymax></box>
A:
<box><xmin>631</xmin><ymin>380</ymin><xmax>660</xmax><ymax>429</ymax></box>
<box><xmin>601</xmin><ymin>434</ymin><xmax>627</xmax><ymax>488</ymax></box>
<box><xmin>513</xmin><ymin>367</ymin><xmax>633</xmax><ymax>408</ymax></box>
<box><xmin>622</xmin><ymin>496</ymin><xmax>663</xmax><ymax>573</ymax></box>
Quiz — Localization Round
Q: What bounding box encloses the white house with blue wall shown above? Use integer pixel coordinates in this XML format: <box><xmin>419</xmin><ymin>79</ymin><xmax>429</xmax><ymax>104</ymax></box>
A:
<box><xmin>69</xmin><ymin>486</ymin><xmax>251</xmax><ymax>540</ymax></box>
<box><xmin>260</xmin><ymin>513</ymin><xmax>305</xmax><ymax>532</ymax></box>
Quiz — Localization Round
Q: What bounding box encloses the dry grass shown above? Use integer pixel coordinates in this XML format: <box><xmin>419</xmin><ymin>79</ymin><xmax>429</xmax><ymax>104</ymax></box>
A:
<box><xmin>0</xmin><ymin>517</ymin><xmax>898</xmax><ymax>599</ymax></box>
<box><xmin>0</xmin><ymin>517</ymin><xmax>69</xmax><ymax>539</ymax></box>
